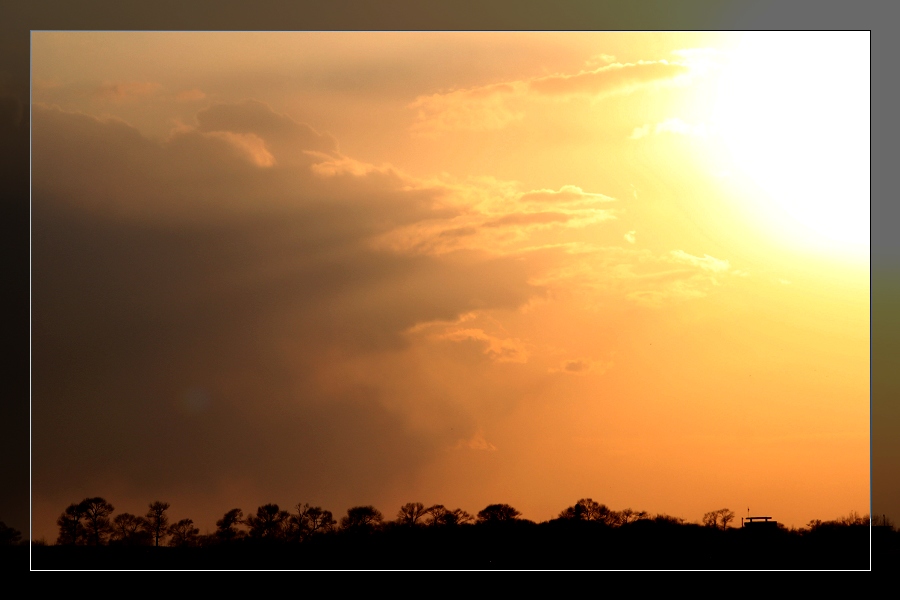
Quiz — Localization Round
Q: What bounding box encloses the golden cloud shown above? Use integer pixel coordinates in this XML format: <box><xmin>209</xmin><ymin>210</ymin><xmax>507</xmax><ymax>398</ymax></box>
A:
<box><xmin>410</xmin><ymin>60</ymin><xmax>690</xmax><ymax>136</ymax></box>
<box><xmin>528</xmin><ymin>60</ymin><xmax>689</xmax><ymax>96</ymax></box>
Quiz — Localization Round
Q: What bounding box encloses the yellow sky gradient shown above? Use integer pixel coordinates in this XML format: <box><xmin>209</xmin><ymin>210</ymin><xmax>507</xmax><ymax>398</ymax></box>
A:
<box><xmin>31</xmin><ymin>32</ymin><xmax>868</xmax><ymax>541</ymax></box>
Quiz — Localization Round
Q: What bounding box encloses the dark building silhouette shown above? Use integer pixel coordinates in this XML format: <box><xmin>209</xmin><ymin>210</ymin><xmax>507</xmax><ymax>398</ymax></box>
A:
<box><xmin>742</xmin><ymin>516</ymin><xmax>778</xmax><ymax>529</ymax></box>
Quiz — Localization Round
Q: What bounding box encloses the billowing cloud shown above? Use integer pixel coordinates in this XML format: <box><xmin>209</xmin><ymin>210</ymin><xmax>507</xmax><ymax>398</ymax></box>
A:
<box><xmin>31</xmin><ymin>100</ymin><xmax>546</xmax><ymax>528</ymax></box>
<box><xmin>31</xmin><ymin>98</ymin><xmax>747</xmax><ymax>540</ymax></box>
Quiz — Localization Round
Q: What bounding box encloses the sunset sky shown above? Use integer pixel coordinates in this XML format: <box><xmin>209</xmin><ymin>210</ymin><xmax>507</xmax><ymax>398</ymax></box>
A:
<box><xmin>30</xmin><ymin>31</ymin><xmax>869</xmax><ymax>541</ymax></box>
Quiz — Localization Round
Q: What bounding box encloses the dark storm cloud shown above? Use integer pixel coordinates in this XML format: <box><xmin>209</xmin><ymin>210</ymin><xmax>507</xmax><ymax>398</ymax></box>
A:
<box><xmin>31</xmin><ymin>101</ymin><xmax>541</xmax><ymax>513</ymax></box>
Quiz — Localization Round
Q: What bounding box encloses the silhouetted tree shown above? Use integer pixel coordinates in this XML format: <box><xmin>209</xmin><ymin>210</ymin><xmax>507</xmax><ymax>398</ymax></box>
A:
<box><xmin>476</xmin><ymin>504</ymin><xmax>521</xmax><ymax>523</ymax></box>
<box><xmin>247</xmin><ymin>504</ymin><xmax>290</xmax><ymax>540</ymax></box>
<box><xmin>396</xmin><ymin>502</ymin><xmax>429</xmax><ymax>526</ymax></box>
<box><xmin>78</xmin><ymin>497</ymin><xmax>115</xmax><ymax>546</ymax></box>
<box><xmin>703</xmin><ymin>508</ymin><xmax>735</xmax><ymax>530</ymax></box>
<box><xmin>447</xmin><ymin>508</ymin><xmax>473</xmax><ymax>526</ymax></box>
<box><xmin>340</xmin><ymin>506</ymin><xmax>383</xmax><ymax>533</ymax></box>
<box><xmin>56</xmin><ymin>503</ymin><xmax>86</xmax><ymax>546</ymax></box>
<box><xmin>168</xmin><ymin>519</ymin><xmax>200</xmax><ymax>547</ymax></box>
<box><xmin>578</xmin><ymin>498</ymin><xmax>605</xmax><ymax>521</ymax></box>
<box><xmin>558</xmin><ymin>498</ymin><xmax>622</xmax><ymax>526</ymax></box>
<box><xmin>426</xmin><ymin>505</ymin><xmax>473</xmax><ymax>527</ymax></box>
<box><xmin>426</xmin><ymin>504</ymin><xmax>450</xmax><ymax>526</ymax></box>
<box><xmin>809</xmin><ymin>511</ymin><xmax>870</xmax><ymax>530</ymax></box>
<box><xmin>559</xmin><ymin>498</ymin><xmax>614</xmax><ymax>523</ymax></box>
<box><xmin>718</xmin><ymin>509</ymin><xmax>735</xmax><ymax>530</ymax></box>
<box><xmin>305</xmin><ymin>506</ymin><xmax>337</xmax><ymax>534</ymax></box>
<box><xmin>215</xmin><ymin>508</ymin><xmax>246</xmax><ymax>542</ymax></box>
<box><xmin>145</xmin><ymin>501</ymin><xmax>170</xmax><ymax>547</ymax></box>
<box><xmin>837</xmin><ymin>511</ymin><xmax>869</xmax><ymax>526</ymax></box>
<box><xmin>111</xmin><ymin>513</ymin><xmax>150</xmax><ymax>546</ymax></box>
<box><xmin>289</xmin><ymin>504</ymin><xmax>335</xmax><ymax>540</ymax></box>
<box><xmin>618</xmin><ymin>508</ymin><xmax>649</xmax><ymax>525</ymax></box>
<box><xmin>558</xmin><ymin>506</ymin><xmax>576</xmax><ymax>520</ymax></box>
<box><xmin>653</xmin><ymin>513</ymin><xmax>684</xmax><ymax>525</ymax></box>
<box><xmin>0</xmin><ymin>522</ymin><xmax>22</xmax><ymax>546</ymax></box>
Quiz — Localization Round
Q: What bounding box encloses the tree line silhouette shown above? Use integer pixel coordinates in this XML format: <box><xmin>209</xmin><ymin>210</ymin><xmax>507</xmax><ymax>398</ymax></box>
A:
<box><xmin>20</xmin><ymin>496</ymin><xmax>893</xmax><ymax>569</ymax></box>
<box><xmin>49</xmin><ymin>498</ymin><xmax>527</xmax><ymax>547</ymax></box>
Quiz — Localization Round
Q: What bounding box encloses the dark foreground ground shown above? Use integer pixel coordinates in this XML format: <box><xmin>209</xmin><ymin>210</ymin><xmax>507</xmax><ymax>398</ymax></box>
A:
<box><xmin>24</xmin><ymin>521</ymin><xmax>894</xmax><ymax>570</ymax></box>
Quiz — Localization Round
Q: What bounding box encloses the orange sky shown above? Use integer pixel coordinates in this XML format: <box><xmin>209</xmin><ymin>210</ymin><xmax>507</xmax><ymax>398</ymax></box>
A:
<box><xmin>31</xmin><ymin>32</ymin><xmax>869</xmax><ymax>541</ymax></box>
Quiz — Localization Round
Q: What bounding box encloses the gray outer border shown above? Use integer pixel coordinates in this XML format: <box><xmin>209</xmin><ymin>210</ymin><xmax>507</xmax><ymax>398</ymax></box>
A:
<box><xmin>3</xmin><ymin>0</ymin><xmax>888</xmax><ymax>570</ymax></box>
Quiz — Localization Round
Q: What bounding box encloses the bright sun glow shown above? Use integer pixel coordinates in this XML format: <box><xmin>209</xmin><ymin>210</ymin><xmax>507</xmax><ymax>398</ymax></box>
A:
<box><xmin>712</xmin><ymin>33</ymin><xmax>869</xmax><ymax>257</ymax></box>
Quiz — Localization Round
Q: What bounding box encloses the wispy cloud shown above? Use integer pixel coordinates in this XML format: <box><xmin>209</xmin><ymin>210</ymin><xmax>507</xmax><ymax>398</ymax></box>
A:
<box><xmin>519</xmin><ymin>185</ymin><xmax>616</xmax><ymax>205</ymax></box>
<box><xmin>410</xmin><ymin>59</ymin><xmax>690</xmax><ymax>137</ymax></box>
<box><xmin>408</xmin><ymin>81</ymin><xmax>528</xmax><ymax>137</ymax></box>
<box><xmin>370</xmin><ymin>181</ymin><xmax>619</xmax><ymax>256</ymax></box>
<box><xmin>435</xmin><ymin>328</ymin><xmax>530</xmax><ymax>363</ymax></box>
<box><xmin>455</xmin><ymin>428</ymin><xmax>497</xmax><ymax>451</ymax></box>
<box><xmin>525</xmin><ymin>244</ymin><xmax>740</xmax><ymax>310</ymax></box>
<box><xmin>584</xmin><ymin>53</ymin><xmax>617</xmax><ymax>67</ymax></box>
<box><xmin>669</xmin><ymin>250</ymin><xmax>731</xmax><ymax>273</ymax></box>
<box><xmin>528</xmin><ymin>60</ymin><xmax>689</xmax><ymax>96</ymax></box>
